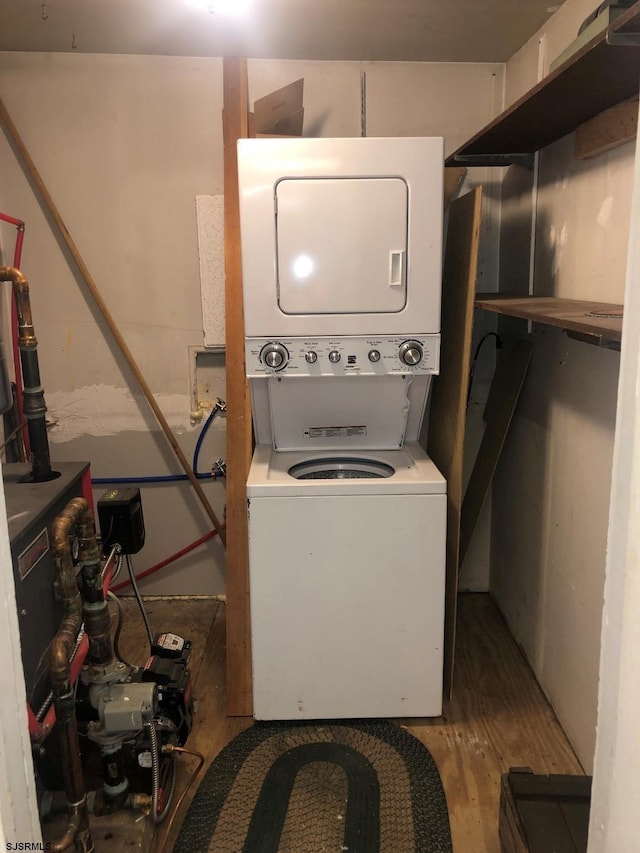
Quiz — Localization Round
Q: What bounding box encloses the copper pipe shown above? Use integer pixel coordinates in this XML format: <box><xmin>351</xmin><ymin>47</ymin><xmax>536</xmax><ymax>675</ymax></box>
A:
<box><xmin>155</xmin><ymin>745</ymin><xmax>206</xmax><ymax>853</ymax></box>
<box><xmin>0</xmin><ymin>265</ymin><xmax>55</xmax><ymax>481</ymax></box>
<box><xmin>48</xmin><ymin>800</ymin><xmax>92</xmax><ymax>853</ymax></box>
<box><xmin>49</xmin><ymin>498</ymin><xmax>95</xmax><ymax>853</ymax></box>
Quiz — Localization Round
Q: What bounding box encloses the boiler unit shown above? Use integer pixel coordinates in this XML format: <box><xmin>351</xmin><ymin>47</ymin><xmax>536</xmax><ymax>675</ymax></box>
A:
<box><xmin>0</xmin><ymin>264</ymin><xmax>195</xmax><ymax>850</ymax></box>
<box><xmin>238</xmin><ymin>137</ymin><xmax>447</xmax><ymax>720</ymax></box>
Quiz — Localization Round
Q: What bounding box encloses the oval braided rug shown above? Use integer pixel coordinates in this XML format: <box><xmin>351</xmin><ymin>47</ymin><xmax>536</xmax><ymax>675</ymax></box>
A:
<box><xmin>174</xmin><ymin>720</ymin><xmax>452</xmax><ymax>853</ymax></box>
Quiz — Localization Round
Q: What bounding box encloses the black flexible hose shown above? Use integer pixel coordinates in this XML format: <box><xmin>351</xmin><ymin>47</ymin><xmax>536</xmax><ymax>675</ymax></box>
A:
<box><xmin>106</xmin><ymin>591</ymin><xmax>137</xmax><ymax>672</ymax></box>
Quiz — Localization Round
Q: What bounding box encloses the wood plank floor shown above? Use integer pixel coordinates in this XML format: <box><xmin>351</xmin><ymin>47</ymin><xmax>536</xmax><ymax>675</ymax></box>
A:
<box><xmin>110</xmin><ymin>593</ymin><xmax>584</xmax><ymax>853</ymax></box>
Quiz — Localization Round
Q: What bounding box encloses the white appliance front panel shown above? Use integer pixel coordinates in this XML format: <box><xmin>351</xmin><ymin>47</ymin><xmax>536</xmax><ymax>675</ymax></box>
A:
<box><xmin>248</xmin><ymin>491</ymin><xmax>446</xmax><ymax>720</ymax></box>
<box><xmin>245</xmin><ymin>335</ymin><xmax>441</xmax><ymax>377</ymax></box>
<box><xmin>238</xmin><ymin>137</ymin><xmax>444</xmax><ymax>338</ymax></box>
<box><xmin>268</xmin><ymin>375</ymin><xmax>411</xmax><ymax>451</ymax></box>
<box><xmin>248</xmin><ymin>372</ymin><xmax>432</xmax><ymax>448</ymax></box>
<box><xmin>276</xmin><ymin>178</ymin><xmax>408</xmax><ymax>315</ymax></box>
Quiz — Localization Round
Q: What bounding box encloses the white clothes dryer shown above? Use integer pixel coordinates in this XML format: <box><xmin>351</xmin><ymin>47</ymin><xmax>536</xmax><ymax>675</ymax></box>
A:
<box><xmin>247</xmin><ymin>442</ymin><xmax>446</xmax><ymax>720</ymax></box>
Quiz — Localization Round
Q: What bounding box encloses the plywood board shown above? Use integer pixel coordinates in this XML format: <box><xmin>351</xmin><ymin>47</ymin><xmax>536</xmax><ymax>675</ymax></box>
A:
<box><xmin>460</xmin><ymin>336</ymin><xmax>533</xmax><ymax>565</ymax></box>
<box><xmin>253</xmin><ymin>78</ymin><xmax>304</xmax><ymax>135</ymax></box>
<box><xmin>426</xmin><ymin>186</ymin><xmax>483</xmax><ymax>697</ymax></box>
<box><xmin>474</xmin><ymin>294</ymin><xmax>623</xmax><ymax>343</ymax></box>
<box><xmin>222</xmin><ymin>58</ymin><xmax>254</xmax><ymax>717</ymax></box>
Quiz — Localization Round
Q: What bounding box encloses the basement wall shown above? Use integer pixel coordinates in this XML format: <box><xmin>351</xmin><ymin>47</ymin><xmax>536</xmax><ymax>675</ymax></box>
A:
<box><xmin>0</xmin><ymin>52</ymin><xmax>503</xmax><ymax>595</ymax></box>
<box><xmin>490</xmin><ymin>0</ymin><xmax>634</xmax><ymax>771</ymax></box>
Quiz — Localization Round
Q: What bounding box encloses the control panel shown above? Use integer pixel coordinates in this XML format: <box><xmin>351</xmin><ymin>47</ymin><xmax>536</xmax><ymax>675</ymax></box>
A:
<box><xmin>245</xmin><ymin>335</ymin><xmax>440</xmax><ymax>377</ymax></box>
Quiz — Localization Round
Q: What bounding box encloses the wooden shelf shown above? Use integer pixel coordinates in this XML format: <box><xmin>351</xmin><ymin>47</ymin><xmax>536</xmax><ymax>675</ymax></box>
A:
<box><xmin>446</xmin><ymin>1</ymin><xmax>640</xmax><ymax>166</ymax></box>
<box><xmin>474</xmin><ymin>294</ymin><xmax>623</xmax><ymax>348</ymax></box>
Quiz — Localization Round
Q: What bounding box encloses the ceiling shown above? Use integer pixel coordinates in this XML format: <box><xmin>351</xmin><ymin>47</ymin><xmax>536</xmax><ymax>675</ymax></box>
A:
<box><xmin>0</xmin><ymin>0</ymin><xmax>563</xmax><ymax>63</ymax></box>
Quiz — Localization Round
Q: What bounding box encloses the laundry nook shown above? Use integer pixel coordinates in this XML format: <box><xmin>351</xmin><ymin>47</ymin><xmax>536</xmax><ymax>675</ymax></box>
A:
<box><xmin>239</xmin><ymin>137</ymin><xmax>446</xmax><ymax>720</ymax></box>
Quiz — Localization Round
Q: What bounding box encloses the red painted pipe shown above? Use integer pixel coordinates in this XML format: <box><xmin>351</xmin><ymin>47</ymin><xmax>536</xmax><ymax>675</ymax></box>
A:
<box><xmin>111</xmin><ymin>529</ymin><xmax>220</xmax><ymax>593</ymax></box>
<box><xmin>0</xmin><ymin>212</ymin><xmax>23</xmax><ymax>227</ymax></box>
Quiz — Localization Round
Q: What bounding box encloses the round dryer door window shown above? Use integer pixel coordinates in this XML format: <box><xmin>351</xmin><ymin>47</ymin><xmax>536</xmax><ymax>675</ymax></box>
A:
<box><xmin>288</xmin><ymin>458</ymin><xmax>395</xmax><ymax>480</ymax></box>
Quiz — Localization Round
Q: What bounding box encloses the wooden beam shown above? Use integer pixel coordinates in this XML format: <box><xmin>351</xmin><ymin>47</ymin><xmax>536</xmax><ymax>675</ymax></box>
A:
<box><xmin>223</xmin><ymin>58</ymin><xmax>253</xmax><ymax>717</ymax></box>
<box><xmin>575</xmin><ymin>96</ymin><xmax>638</xmax><ymax>160</ymax></box>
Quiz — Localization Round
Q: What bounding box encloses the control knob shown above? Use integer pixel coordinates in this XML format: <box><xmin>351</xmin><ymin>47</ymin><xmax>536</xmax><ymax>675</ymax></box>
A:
<box><xmin>368</xmin><ymin>350</ymin><xmax>381</xmax><ymax>363</ymax></box>
<box><xmin>399</xmin><ymin>340</ymin><xmax>423</xmax><ymax>366</ymax></box>
<box><xmin>305</xmin><ymin>351</ymin><xmax>318</xmax><ymax>364</ymax></box>
<box><xmin>260</xmin><ymin>342</ymin><xmax>288</xmax><ymax>370</ymax></box>
<box><xmin>328</xmin><ymin>350</ymin><xmax>341</xmax><ymax>364</ymax></box>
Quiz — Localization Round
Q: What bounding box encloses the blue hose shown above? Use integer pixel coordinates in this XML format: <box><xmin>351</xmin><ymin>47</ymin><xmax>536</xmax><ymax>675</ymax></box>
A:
<box><xmin>91</xmin><ymin>473</ymin><xmax>204</xmax><ymax>485</ymax></box>
<box><xmin>193</xmin><ymin>406</ymin><xmax>218</xmax><ymax>476</ymax></box>
<box><xmin>92</xmin><ymin>404</ymin><xmax>222</xmax><ymax>486</ymax></box>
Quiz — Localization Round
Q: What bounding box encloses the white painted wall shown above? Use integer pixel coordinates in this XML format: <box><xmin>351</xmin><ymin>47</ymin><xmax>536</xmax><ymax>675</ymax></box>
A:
<box><xmin>0</xmin><ymin>52</ymin><xmax>503</xmax><ymax>596</ymax></box>
<box><xmin>490</xmin><ymin>0</ymin><xmax>635</xmax><ymax>771</ymax></box>
<box><xmin>589</xmin><ymin>114</ymin><xmax>640</xmax><ymax>853</ymax></box>
<box><xmin>0</xmin><ymin>52</ymin><xmax>228</xmax><ymax>595</ymax></box>
<box><xmin>504</xmin><ymin>0</ymin><xmax>598</xmax><ymax>107</ymax></box>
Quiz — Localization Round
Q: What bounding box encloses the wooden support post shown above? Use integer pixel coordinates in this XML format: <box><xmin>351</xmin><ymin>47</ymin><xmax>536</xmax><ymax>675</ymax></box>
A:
<box><xmin>223</xmin><ymin>58</ymin><xmax>253</xmax><ymax>717</ymax></box>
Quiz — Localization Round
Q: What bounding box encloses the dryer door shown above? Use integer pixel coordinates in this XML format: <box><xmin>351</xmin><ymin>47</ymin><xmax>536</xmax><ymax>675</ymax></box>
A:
<box><xmin>276</xmin><ymin>177</ymin><xmax>408</xmax><ymax>315</ymax></box>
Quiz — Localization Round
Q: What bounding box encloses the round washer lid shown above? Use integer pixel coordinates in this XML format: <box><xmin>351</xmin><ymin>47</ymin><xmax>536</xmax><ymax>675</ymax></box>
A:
<box><xmin>288</xmin><ymin>457</ymin><xmax>395</xmax><ymax>480</ymax></box>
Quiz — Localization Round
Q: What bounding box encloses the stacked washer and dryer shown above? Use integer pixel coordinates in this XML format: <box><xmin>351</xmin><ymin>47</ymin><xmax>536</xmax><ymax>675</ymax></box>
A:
<box><xmin>237</xmin><ymin>137</ymin><xmax>446</xmax><ymax>721</ymax></box>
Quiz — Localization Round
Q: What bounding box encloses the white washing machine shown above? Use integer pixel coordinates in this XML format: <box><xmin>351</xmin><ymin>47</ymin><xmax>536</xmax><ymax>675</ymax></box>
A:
<box><xmin>247</xmin><ymin>443</ymin><xmax>446</xmax><ymax>720</ymax></box>
<box><xmin>237</xmin><ymin>137</ymin><xmax>447</xmax><ymax>720</ymax></box>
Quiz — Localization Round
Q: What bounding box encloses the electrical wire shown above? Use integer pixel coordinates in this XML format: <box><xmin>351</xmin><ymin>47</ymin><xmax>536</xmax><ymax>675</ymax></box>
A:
<box><xmin>106</xmin><ymin>591</ymin><xmax>137</xmax><ymax>672</ymax></box>
<box><xmin>467</xmin><ymin>331</ymin><xmax>503</xmax><ymax>406</ymax></box>
<box><xmin>126</xmin><ymin>553</ymin><xmax>153</xmax><ymax>650</ymax></box>
<box><xmin>100</xmin><ymin>545</ymin><xmax>120</xmax><ymax>585</ymax></box>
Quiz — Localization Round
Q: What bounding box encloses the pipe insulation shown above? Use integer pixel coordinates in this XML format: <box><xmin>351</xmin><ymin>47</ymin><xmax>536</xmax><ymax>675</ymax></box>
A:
<box><xmin>0</xmin><ymin>96</ymin><xmax>226</xmax><ymax>545</ymax></box>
